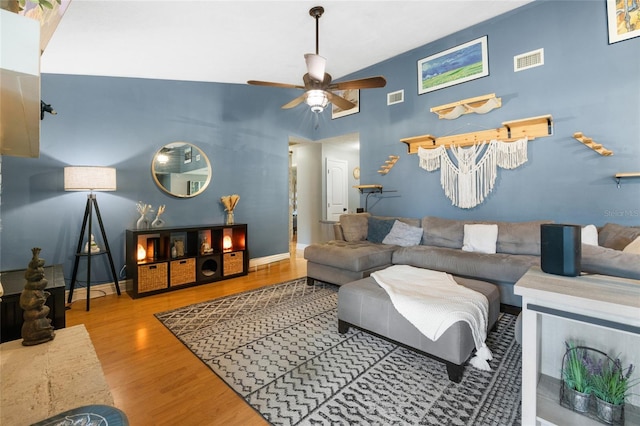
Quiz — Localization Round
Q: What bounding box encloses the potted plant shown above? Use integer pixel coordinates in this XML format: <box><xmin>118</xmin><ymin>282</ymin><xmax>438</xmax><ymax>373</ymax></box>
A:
<box><xmin>590</xmin><ymin>358</ymin><xmax>638</xmax><ymax>424</ymax></box>
<box><xmin>562</xmin><ymin>342</ymin><xmax>593</xmax><ymax>412</ymax></box>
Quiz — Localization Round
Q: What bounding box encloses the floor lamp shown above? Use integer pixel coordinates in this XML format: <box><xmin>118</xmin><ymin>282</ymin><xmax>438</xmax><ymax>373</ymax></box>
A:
<box><xmin>64</xmin><ymin>166</ymin><xmax>121</xmax><ymax>311</ymax></box>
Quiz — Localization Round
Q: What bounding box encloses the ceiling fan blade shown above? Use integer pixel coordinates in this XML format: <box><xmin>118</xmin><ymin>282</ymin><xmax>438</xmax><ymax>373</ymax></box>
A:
<box><xmin>326</xmin><ymin>91</ymin><xmax>355</xmax><ymax>111</ymax></box>
<box><xmin>281</xmin><ymin>93</ymin><xmax>307</xmax><ymax>109</ymax></box>
<box><xmin>328</xmin><ymin>76</ymin><xmax>387</xmax><ymax>90</ymax></box>
<box><xmin>304</xmin><ymin>54</ymin><xmax>326</xmax><ymax>82</ymax></box>
<box><xmin>247</xmin><ymin>80</ymin><xmax>305</xmax><ymax>90</ymax></box>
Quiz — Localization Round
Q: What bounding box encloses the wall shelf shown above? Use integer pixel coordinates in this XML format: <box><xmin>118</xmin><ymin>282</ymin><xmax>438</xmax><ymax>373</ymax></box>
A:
<box><xmin>614</xmin><ymin>172</ymin><xmax>640</xmax><ymax>188</ymax></box>
<box><xmin>353</xmin><ymin>184</ymin><xmax>383</xmax><ymax>193</ymax></box>
<box><xmin>377</xmin><ymin>155</ymin><xmax>399</xmax><ymax>175</ymax></box>
<box><xmin>400</xmin><ymin>114</ymin><xmax>553</xmax><ymax>154</ymax></box>
<box><xmin>573</xmin><ymin>132</ymin><xmax>613</xmax><ymax>156</ymax></box>
<box><xmin>430</xmin><ymin>93</ymin><xmax>502</xmax><ymax>120</ymax></box>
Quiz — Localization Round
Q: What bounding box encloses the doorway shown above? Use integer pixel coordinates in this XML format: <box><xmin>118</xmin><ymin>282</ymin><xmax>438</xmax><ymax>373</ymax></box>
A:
<box><xmin>289</xmin><ymin>133</ymin><xmax>360</xmax><ymax>254</ymax></box>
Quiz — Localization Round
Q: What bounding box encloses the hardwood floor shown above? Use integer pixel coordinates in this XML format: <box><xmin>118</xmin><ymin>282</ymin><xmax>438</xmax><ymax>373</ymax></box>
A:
<box><xmin>66</xmin><ymin>252</ymin><xmax>306</xmax><ymax>426</ymax></box>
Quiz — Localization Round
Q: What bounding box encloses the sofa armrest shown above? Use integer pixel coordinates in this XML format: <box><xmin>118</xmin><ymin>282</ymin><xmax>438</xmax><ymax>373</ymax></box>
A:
<box><xmin>333</xmin><ymin>223</ymin><xmax>346</xmax><ymax>241</ymax></box>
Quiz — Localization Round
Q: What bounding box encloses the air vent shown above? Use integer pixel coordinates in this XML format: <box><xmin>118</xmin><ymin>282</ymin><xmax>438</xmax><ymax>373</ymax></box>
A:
<box><xmin>514</xmin><ymin>48</ymin><xmax>544</xmax><ymax>72</ymax></box>
<box><xmin>387</xmin><ymin>89</ymin><xmax>404</xmax><ymax>105</ymax></box>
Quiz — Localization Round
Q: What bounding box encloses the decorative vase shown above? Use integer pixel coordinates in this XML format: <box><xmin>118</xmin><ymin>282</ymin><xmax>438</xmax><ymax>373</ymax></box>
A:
<box><xmin>151</xmin><ymin>217</ymin><xmax>165</xmax><ymax>228</ymax></box>
<box><xmin>136</xmin><ymin>214</ymin><xmax>148</xmax><ymax>230</ymax></box>
<box><xmin>595</xmin><ymin>398</ymin><xmax>623</xmax><ymax>424</ymax></box>
<box><xmin>566</xmin><ymin>387</ymin><xmax>591</xmax><ymax>413</ymax></box>
<box><xmin>226</xmin><ymin>211</ymin><xmax>234</xmax><ymax>225</ymax></box>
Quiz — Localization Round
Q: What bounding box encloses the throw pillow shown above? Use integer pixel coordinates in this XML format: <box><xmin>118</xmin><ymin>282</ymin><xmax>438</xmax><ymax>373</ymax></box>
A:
<box><xmin>462</xmin><ymin>224</ymin><xmax>498</xmax><ymax>254</ymax></box>
<box><xmin>367</xmin><ymin>217</ymin><xmax>396</xmax><ymax>243</ymax></box>
<box><xmin>382</xmin><ymin>220</ymin><xmax>423</xmax><ymax>247</ymax></box>
<box><xmin>623</xmin><ymin>236</ymin><xmax>640</xmax><ymax>254</ymax></box>
<box><xmin>340</xmin><ymin>213</ymin><xmax>370</xmax><ymax>242</ymax></box>
<box><xmin>581</xmin><ymin>224</ymin><xmax>599</xmax><ymax>246</ymax></box>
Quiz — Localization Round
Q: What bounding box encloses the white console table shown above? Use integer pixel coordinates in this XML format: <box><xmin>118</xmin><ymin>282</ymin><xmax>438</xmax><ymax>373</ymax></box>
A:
<box><xmin>515</xmin><ymin>267</ymin><xmax>640</xmax><ymax>425</ymax></box>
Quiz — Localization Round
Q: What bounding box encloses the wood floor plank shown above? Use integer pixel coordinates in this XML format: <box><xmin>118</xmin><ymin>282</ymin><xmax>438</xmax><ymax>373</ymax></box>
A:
<box><xmin>66</xmin><ymin>254</ymin><xmax>306</xmax><ymax>426</ymax></box>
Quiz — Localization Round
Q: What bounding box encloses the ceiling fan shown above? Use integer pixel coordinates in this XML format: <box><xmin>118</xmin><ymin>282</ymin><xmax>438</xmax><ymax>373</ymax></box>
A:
<box><xmin>247</xmin><ymin>6</ymin><xmax>387</xmax><ymax>114</ymax></box>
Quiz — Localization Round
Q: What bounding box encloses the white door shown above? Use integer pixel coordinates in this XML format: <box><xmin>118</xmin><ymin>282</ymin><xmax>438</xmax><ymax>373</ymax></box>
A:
<box><xmin>326</xmin><ymin>158</ymin><xmax>349</xmax><ymax>221</ymax></box>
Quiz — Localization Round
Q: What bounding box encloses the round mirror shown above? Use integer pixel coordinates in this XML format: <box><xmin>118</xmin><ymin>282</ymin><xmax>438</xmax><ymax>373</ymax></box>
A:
<box><xmin>152</xmin><ymin>142</ymin><xmax>212</xmax><ymax>198</ymax></box>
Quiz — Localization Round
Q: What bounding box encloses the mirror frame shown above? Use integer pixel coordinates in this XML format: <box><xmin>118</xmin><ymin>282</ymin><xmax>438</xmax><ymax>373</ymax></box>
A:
<box><xmin>151</xmin><ymin>142</ymin><xmax>212</xmax><ymax>198</ymax></box>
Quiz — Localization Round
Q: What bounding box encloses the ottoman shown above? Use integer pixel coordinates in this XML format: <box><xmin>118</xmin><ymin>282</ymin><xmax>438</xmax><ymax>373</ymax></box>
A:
<box><xmin>338</xmin><ymin>274</ymin><xmax>500</xmax><ymax>382</ymax></box>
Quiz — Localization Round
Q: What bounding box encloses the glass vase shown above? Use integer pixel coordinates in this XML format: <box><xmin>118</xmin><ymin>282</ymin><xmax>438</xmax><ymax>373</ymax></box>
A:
<box><xmin>226</xmin><ymin>211</ymin><xmax>234</xmax><ymax>225</ymax></box>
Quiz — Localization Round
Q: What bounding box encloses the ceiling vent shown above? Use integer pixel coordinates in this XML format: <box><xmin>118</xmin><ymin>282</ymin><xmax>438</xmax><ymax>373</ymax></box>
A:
<box><xmin>387</xmin><ymin>89</ymin><xmax>404</xmax><ymax>105</ymax></box>
<box><xmin>514</xmin><ymin>48</ymin><xmax>544</xmax><ymax>72</ymax></box>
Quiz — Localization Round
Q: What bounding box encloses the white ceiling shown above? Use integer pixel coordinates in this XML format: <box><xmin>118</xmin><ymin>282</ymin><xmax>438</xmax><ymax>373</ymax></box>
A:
<box><xmin>41</xmin><ymin>0</ymin><xmax>534</xmax><ymax>86</ymax></box>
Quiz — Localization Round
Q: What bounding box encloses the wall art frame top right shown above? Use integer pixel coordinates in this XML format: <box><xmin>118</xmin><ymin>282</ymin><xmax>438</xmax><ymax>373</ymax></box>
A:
<box><xmin>607</xmin><ymin>0</ymin><xmax>640</xmax><ymax>43</ymax></box>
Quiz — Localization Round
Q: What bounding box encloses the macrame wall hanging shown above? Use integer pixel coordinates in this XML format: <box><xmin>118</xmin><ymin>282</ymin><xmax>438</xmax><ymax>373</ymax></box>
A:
<box><xmin>418</xmin><ymin>138</ymin><xmax>528</xmax><ymax>209</ymax></box>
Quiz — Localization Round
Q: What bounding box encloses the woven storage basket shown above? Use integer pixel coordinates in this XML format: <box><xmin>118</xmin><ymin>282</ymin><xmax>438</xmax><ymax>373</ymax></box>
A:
<box><xmin>138</xmin><ymin>263</ymin><xmax>168</xmax><ymax>293</ymax></box>
<box><xmin>170</xmin><ymin>258</ymin><xmax>196</xmax><ymax>286</ymax></box>
<box><xmin>223</xmin><ymin>252</ymin><xmax>244</xmax><ymax>276</ymax></box>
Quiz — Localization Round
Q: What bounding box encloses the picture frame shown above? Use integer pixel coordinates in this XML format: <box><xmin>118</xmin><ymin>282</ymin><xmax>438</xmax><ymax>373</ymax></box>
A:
<box><xmin>184</xmin><ymin>146</ymin><xmax>192</xmax><ymax>164</ymax></box>
<box><xmin>606</xmin><ymin>0</ymin><xmax>640</xmax><ymax>44</ymax></box>
<box><xmin>417</xmin><ymin>36</ymin><xmax>489</xmax><ymax>95</ymax></box>
<box><xmin>331</xmin><ymin>89</ymin><xmax>360</xmax><ymax>119</ymax></box>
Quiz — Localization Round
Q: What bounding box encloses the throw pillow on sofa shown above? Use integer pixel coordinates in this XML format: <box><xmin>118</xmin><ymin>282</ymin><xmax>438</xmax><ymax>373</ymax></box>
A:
<box><xmin>382</xmin><ymin>220</ymin><xmax>423</xmax><ymax>246</ymax></box>
<box><xmin>623</xmin><ymin>236</ymin><xmax>640</xmax><ymax>254</ymax></box>
<box><xmin>339</xmin><ymin>213</ymin><xmax>370</xmax><ymax>242</ymax></box>
<box><xmin>367</xmin><ymin>217</ymin><xmax>396</xmax><ymax>243</ymax></box>
<box><xmin>581</xmin><ymin>224</ymin><xmax>599</xmax><ymax>246</ymax></box>
<box><xmin>462</xmin><ymin>224</ymin><xmax>498</xmax><ymax>254</ymax></box>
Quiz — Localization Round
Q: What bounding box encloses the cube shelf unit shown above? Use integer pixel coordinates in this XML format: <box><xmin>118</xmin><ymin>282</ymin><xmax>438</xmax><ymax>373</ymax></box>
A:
<box><xmin>125</xmin><ymin>224</ymin><xmax>248</xmax><ymax>298</ymax></box>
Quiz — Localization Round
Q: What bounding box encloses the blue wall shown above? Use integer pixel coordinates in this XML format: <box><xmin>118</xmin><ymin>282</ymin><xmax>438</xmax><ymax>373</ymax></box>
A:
<box><xmin>318</xmin><ymin>0</ymin><xmax>640</xmax><ymax>223</ymax></box>
<box><xmin>1</xmin><ymin>1</ymin><xmax>639</xmax><ymax>285</ymax></box>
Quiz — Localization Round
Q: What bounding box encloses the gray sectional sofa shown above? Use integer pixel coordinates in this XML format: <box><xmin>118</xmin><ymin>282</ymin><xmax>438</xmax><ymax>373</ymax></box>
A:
<box><xmin>305</xmin><ymin>213</ymin><xmax>640</xmax><ymax>306</ymax></box>
<box><xmin>305</xmin><ymin>213</ymin><xmax>640</xmax><ymax>381</ymax></box>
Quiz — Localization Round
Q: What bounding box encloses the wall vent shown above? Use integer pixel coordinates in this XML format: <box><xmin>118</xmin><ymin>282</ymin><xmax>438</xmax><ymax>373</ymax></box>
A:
<box><xmin>514</xmin><ymin>48</ymin><xmax>544</xmax><ymax>72</ymax></box>
<box><xmin>387</xmin><ymin>89</ymin><xmax>404</xmax><ymax>105</ymax></box>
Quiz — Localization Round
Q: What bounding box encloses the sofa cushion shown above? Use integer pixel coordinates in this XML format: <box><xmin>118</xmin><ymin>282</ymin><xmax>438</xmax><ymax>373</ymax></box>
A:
<box><xmin>462</xmin><ymin>224</ymin><xmax>498</xmax><ymax>254</ymax></box>
<box><xmin>382</xmin><ymin>220</ymin><xmax>423</xmax><ymax>246</ymax></box>
<box><xmin>392</xmin><ymin>245</ymin><xmax>540</xmax><ymax>285</ymax></box>
<box><xmin>496</xmin><ymin>220</ymin><xmax>553</xmax><ymax>255</ymax></box>
<box><xmin>422</xmin><ymin>216</ymin><xmax>552</xmax><ymax>255</ymax></box>
<box><xmin>598</xmin><ymin>223</ymin><xmax>640</xmax><ymax>250</ymax></box>
<box><xmin>367</xmin><ymin>217</ymin><xmax>396</xmax><ymax>243</ymax></box>
<box><xmin>304</xmin><ymin>240</ymin><xmax>396</xmax><ymax>272</ymax></box>
<box><xmin>339</xmin><ymin>213</ymin><xmax>370</xmax><ymax>242</ymax></box>
<box><xmin>581</xmin><ymin>244</ymin><xmax>640</xmax><ymax>279</ymax></box>
<box><xmin>422</xmin><ymin>216</ymin><xmax>466</xmax><ymax>249</ymax></box>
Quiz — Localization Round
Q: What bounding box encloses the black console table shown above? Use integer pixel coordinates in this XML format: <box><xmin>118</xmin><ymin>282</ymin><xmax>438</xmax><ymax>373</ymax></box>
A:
<box><xmin>0</xmin><ymin>264</ymin><xmax>66</xmax><ymax>343</ymax></box>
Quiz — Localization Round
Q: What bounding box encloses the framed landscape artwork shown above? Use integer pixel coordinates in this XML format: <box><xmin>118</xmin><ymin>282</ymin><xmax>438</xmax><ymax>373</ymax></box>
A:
<box><xmin>418</xmin><ymin>36</ymin><xmax>488</xmax><ymax>94</ymax></box>
<box><xmin>331</xmin><ymin>89</ymin><xmax>359</xmax><ymax>119</ymax></box>
<box><xmin>607</xmin><ymin>0</ymin><xmax>640</xmax><ymax>43</ymax></box>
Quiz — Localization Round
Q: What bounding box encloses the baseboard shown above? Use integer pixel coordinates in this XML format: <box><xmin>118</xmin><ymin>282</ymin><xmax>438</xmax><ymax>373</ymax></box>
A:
<box><xmin>249</xmin><ymin>253</ymin><xmax>290</xmax><ymax>269</ymax></box>
<box><xmin>66</xmin><ymin>280</ymin><xmax>128</xmax><ymax>302</ymax></box>
<box><xmin>67</xmin><ymin>252</ymin><xmax>292</xmax><ymax>301</ymax></box>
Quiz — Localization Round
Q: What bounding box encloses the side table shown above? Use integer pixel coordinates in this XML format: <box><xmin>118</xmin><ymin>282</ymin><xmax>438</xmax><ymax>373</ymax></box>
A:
<box><xmin>0</xmin><ymin>264</ymin><xmax>66</xmax><ymax>343</ymax></box>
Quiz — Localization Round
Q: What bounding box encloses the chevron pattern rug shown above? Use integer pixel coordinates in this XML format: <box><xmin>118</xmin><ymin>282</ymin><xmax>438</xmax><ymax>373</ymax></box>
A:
<box><xmin>155</xmin><ymin>278</ymin><xmax>522</xmax><ymax>425</ymax></box>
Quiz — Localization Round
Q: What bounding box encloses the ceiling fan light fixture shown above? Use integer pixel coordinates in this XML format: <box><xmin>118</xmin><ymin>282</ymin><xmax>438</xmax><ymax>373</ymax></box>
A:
<box><xmin>306</xmin><ymin>89</ymin><xmax>328</xmax><ymax>113</ymax></box>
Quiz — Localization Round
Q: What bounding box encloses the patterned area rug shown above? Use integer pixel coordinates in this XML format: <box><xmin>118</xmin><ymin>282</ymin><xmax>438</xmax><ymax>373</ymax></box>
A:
<box><xmin>155</xmin><ymin>278</ymin><xmax>522</xmax><ymax>425</ymax></box>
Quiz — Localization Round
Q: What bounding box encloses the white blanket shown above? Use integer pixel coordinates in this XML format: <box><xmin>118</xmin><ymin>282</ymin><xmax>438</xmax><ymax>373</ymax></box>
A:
<box><xmin>371</xmin><ymin>265</ymin><xmax>493</xmax><ymax>370</ymax></box>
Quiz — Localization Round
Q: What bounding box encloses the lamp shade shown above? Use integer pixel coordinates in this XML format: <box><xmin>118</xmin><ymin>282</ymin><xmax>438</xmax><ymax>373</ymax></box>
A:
<box><xmin>64</xmin><ymin>166</ymin><xmax>117</xmax><ymax>191</ymax></box>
